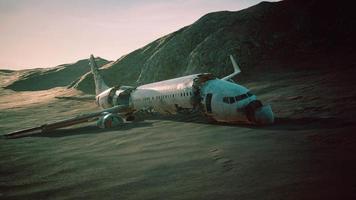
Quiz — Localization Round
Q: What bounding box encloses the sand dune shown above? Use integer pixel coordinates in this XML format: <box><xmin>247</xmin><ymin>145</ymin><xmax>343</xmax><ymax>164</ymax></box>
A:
<box><xmin>1</xmin><ymin>67</ymin><xmax>356</xmax><ymax>199</ymax></box>
<box><xmin>1</xmin><ymin>0</ymin><xmax>356</xmax><ymax>198</ymax></box>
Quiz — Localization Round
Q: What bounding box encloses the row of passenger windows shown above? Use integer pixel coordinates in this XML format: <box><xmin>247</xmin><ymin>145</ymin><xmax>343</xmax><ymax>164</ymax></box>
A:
<box><xmin>222</xmin><ymin>91</ymin><xmax>253</xmax><ymax>104</ymax></box>
<box><xmin>138</xmin><ymin>91</ymin><xmax>193</xmax><ymax>102</ymax></box>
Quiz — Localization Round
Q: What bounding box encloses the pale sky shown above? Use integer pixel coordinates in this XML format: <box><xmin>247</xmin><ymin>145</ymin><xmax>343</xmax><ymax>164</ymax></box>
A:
<box><xmin>0</xmin><ymin>0</ymin><xmax>276</xmax><ymax>69</ymax></box>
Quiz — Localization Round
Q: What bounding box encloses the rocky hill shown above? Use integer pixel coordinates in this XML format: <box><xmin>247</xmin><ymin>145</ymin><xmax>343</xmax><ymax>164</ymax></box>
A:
<box><xmin>71</xmin><ymin>0</ymin><xmax>356</xmax><ymax>94</ymax></box>
<box><xmin>4</xmin><ymin>0</ymin><xmax>356</xmax><ymax>94</ymax></box>
<box><xmin>4</xmin><ymin>58</ymin><xmax>109</xmax><ymax>91</ymax></box>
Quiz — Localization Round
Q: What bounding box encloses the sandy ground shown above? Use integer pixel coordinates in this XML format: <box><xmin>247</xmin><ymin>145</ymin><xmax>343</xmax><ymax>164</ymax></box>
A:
<box><xmin>1</xmin><ymin>69</ymin><xmax>356</xmax><ymax>200</ymax></box>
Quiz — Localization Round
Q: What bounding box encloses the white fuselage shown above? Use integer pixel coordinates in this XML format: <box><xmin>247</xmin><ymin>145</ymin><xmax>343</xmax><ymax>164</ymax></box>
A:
<box><xmin>127</xmin><ymin>73</ymin><xmax>273</xmax><ymax>124</ymax></box>
<box><xmin>92</xmin><ymin>53</ymin><xmax>274</xmax><ymax>125</ymax></box>
<box><xmin>130</xmin><ymin>75</ymin><xmax>195</xmax><ymax>114</ymax></box>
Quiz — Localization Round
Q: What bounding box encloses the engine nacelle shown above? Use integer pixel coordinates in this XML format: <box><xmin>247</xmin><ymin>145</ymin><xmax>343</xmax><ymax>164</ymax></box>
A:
<box><xmin>96</xmin><ymin>86</ymin><xmax>135</xmax><ymax>109</ymax></box>
<box><xmin>97</xmin><ymin>113</ymin><xmax>124</xmax><ymax>128</ymax></box>
<box><xmin>95</xmin><ymin>87</ymin><xmax>117</xmax><ymax>109</ymax></box>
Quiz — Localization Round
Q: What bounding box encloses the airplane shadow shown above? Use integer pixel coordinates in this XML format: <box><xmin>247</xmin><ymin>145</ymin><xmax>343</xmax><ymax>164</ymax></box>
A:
<box><xmin>243</xmin><ymin>117</ymin><xmax>355</xmax><ymax>131</ymax></box>
<box><xmin>143</xmin><ymin>113</ymin><xmax>354</xmax><ymax>131</ymax></box>
<box><xmin>32</xmin><ymin>121</ymin><xmax>153</xmax><ymax>138</ymax></box>
<box><xmin>11</xmin><ymin>115</ymin><xmax>353</xmax><ymax>139</ymax></box>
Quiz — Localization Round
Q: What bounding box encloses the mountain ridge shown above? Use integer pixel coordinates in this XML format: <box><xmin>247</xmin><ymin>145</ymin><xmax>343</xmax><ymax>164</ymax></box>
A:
<box><xmin>4</xmin><ymin>57</ymin><xmax>109</xmax><ymax>91</ymax></box>
<box><xmin>4</xmin><ymin>0</ymin><xmax>356</xmax><ymax>94</ymax></box>
<box><xmin>72</xmin><ymin>0</ymin><xmax>356</xmax><ymax>94</ymax></box>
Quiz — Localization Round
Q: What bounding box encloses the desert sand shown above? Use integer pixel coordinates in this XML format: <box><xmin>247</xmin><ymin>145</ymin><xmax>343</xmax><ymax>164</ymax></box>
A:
<box><xmin>1</xmin><ymin>67</ymin><xmax>356</xmax><ymax>200</ymax></box>
<box><xmin>2</xmin><ymin>0</ymin><xmax>356</xmax><ymax>199</ymax></box>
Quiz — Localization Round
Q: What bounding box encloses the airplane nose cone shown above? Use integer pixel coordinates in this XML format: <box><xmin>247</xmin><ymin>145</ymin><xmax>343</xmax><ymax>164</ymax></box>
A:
<box><xmin>254</xmin><ymin>104</ymin><xmax>274</xmax><ymax>124</ymax></box>
<box><xmin>244</xmin><ymin>100</ymin><xmax>274</xmax><ymax>125</ymax></box>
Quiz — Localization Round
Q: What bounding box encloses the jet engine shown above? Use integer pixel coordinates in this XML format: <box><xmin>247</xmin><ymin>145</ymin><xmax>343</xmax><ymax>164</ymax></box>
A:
<box><xmin>95</xmin><ymin>87</ymin><xmax>117</xmax><ymax>108</ymax></box>
<box><xmin>95</xmin><ymin>86</ymin><xmax>135</xmax><ymax>109</ymax></box>
<box><xmin>97</xmin><ymin>113</ymin><xmax>124</xmax><ymax>128</ymax></box>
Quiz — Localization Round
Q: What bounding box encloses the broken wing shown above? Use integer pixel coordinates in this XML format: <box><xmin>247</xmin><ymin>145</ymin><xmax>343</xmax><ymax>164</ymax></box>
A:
<box><xmin>4</xmin><ymin>105</ymin><xmax>130</xmax><ymax>139</ymax></box>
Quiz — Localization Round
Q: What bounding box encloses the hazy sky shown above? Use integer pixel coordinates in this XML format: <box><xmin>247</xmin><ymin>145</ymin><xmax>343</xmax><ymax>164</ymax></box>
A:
<box><xmin>0</xmin><ymin>0</ymin><xmax>275</xmax><ymax>69</ymax></box>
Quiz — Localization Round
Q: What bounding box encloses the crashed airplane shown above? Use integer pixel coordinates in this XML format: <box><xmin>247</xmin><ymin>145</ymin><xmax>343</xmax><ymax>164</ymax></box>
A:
<box><xmin>5</xmin><ymin>55</ymin><xmax>274</xmax><ymax>138</ymax></box>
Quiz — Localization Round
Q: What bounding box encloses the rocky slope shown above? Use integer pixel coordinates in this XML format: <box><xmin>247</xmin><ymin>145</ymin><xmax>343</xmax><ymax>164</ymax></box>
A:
<box><xmin>4</xmin><ymin>58</ymin><xmax>109</xmax><ymax>91</ymax></box>
<box><xmin>71</xmin><ymin>0</ymin><xmax>356</xmax><ymax>94</ymax></box>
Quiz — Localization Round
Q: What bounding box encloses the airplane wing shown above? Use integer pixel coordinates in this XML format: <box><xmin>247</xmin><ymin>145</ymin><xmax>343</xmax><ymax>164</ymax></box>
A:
<box><xmin>222</xmin><ymin>55</ymin><xmax>241</xmax><ymax>81</ymax></box>
<box><xmin>3</xmin><ymin>105</ymin><xmax>129</xmax><ymax>139</ymax></box>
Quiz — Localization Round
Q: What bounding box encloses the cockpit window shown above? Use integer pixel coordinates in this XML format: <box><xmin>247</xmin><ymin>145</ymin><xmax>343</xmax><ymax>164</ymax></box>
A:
<box><xmin>229</xmin><ymin>97</ymin><xmax>235</xmax><ymax>104</ymax></box>
<box><xmin>223</xmin><ymin>91</ymin><xmax>253</xmax><ymax>104</ymax></box>
<box><xmin>235</xmin><ymin>94</ymin><xmax>247</xmax><ymax>101</ymax></box>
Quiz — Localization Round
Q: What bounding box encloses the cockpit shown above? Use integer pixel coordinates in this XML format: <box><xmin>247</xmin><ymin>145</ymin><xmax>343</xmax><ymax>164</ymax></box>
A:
<box><xmin>222</xmin><ymin>91</ymin><xmax>254</xmax><ymax>104</ymax></box>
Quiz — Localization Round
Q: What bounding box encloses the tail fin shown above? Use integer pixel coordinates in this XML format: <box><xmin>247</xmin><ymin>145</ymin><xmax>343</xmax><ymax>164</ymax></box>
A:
<box><xmin>222</xmin><ymin>55</ymin><xmax>241</xmax><ymax>81</ymax></box>
<box><xmin>89</xmin><ymin>54</ymin><xmax>109</xmax><ymax>95</ymax></box>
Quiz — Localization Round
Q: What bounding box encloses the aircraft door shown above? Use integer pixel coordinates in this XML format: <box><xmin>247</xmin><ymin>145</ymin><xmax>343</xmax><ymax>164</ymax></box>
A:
<box><xmin>206</xmin><ymin>93</ymin><xmax>213</xmax><ymax>113</ymax></box>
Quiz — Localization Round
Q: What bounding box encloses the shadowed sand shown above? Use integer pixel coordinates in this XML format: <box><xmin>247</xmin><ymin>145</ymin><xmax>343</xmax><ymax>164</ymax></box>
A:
<box><xmin>1</xmin><ymin>69</ymin><xmax>356</xmax><ymax>200</ymax></box>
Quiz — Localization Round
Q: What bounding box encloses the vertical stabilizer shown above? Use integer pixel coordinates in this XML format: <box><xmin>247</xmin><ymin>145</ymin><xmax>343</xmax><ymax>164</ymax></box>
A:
<box><xmin>89</xmin><ymin>54</ymin><xmax>109</xmax><ymax>95</ymax></box>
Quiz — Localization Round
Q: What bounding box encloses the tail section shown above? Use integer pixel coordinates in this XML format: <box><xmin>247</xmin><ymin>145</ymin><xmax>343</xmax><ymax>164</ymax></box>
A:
<box><xmin>89</xmin><ymin>54</ymin><xmax>109</xmax><ymax>95</ymax></box>
<box><xmin>222</xmin><ymin>55</ymin><xmax>241</xmax><ymax>81</ymax></box>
